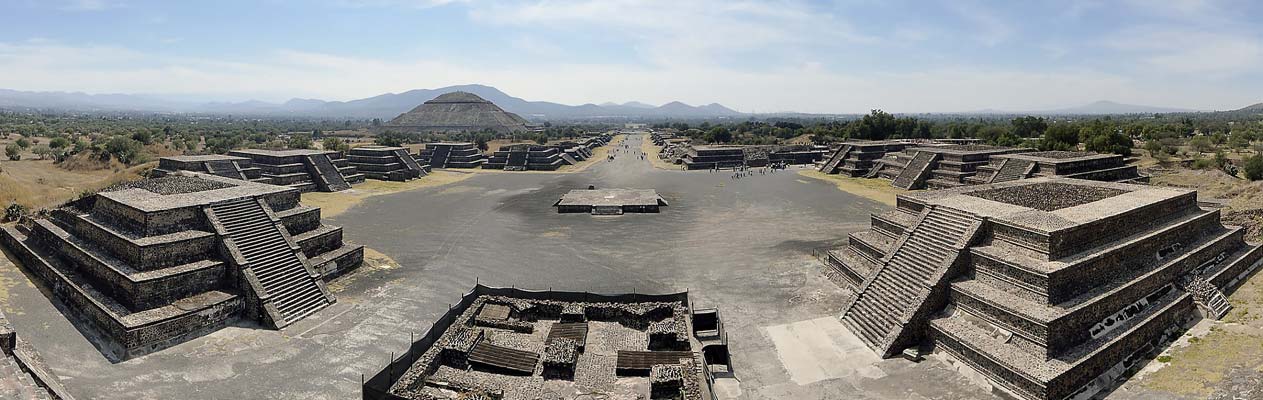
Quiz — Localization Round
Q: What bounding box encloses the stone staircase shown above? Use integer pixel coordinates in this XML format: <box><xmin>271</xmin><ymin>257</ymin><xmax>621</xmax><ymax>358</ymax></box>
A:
<box><xmin>505</xmin><ymin>151</ymin><xmax>529</xmax><ymax>171</ymax></box>
<box><xmin>303</xmin><ymin>154</ymin><xmax>351</xmax><ymax>192</ymax></box>
<box><xmin>392</xmin><ymin>149</ymin><xmax>426</xmax><ymax>177</ymax></box>
<box><xmin>203</xmin><ymin>160</ymin><xmax>246</xmax><ymax>180</ymax></box>
<box><xmin>891</xmin><ymin>151</ymin><xmax>938</xmax><ymax>190</ymax></box>
<box><xmin>429</xmin><ymin>145</ymin><xmax>452</xmax><ymax>168</ymax></box>
<box><xmin>819</xmin><ymin>145</ymin><xmax>852</xmax><ymax>174</ymax></box>
<box><xmin>990</xmin><ymin>159</ymin><xmax>1034</xmax><ymax>183</ymax></box>
<box><xmin>841</xmin><ymin>206</ymin><xmax>980</xmax><ymax>357</ymax></box>
<box><xmin>0</xmin><ymin>355</ymin><xmax>51</xmax><ymax>400</ymax></box>
<box><xmin>863</xmin><ymin>162</ymin><xmax>885</xmax><ymax>178</ymax></box>
<box><xmin>1181</xmin><ymin>274</ymin><xmax>1232</xmax><ymax>319</ymax></box>
<box><xmin>209</xmin><ymin>199</ymin><xmax>331</xmax><ymax>327</ymax></box>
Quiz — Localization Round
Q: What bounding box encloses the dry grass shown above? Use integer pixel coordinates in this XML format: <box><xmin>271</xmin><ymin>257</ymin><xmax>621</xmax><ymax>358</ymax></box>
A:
<box><xmin>796</xmin><ymin>170</ymin><xmax>903</xmax><ymax>206</ymax></box>
<box><xmin>0</xmin><ymin>158</ymin><xmax>152</xmax><ymax>210</ymax></box>
<box><xmin>639</xmin><ymin>135</ymin><xmax>681</xmax><ymax>170</ymax></box>
<box><xmin>300</xmin><ymin>170</ymin><xmax>475</xmax><ymax>218</ymax></box>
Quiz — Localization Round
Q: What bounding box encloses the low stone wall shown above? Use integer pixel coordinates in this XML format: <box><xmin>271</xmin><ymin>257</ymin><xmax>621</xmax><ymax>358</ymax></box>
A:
<box><xmin>55</xmin><ymin>210</ymin><xmax>217</xmax><ymax>270</ymax></box>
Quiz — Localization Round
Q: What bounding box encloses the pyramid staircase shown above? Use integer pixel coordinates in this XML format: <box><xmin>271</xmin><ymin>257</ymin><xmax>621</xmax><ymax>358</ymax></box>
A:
<box><xmin>990</xmin><ymin>159</ymin><xmax>1035</xmax><ymax>183</ymax></box>
<box><xmin>819</xmin><ymin>145</ymin><xmax>852</xmax><ymax>174</ymax></box>
<box><xmin>863</xmin><ymin>162</ymin><xmax>885</xmax><ymax>179</ymax></box>
<box><xmin>303</xmin><ymin>154</ymin><xmax>351</xmax><ymax>192</ymax></box>
<box><xmin>207</xmin><ymin>199</ymin><xmax>333</xmax><ymax>328</ymax></box>
<box><xmin>891</xmin><ymin>151</ymin><xmax>939</xmax><ymax>189</ymax></box>
<box><xmin>1181</xmin><ymin>274</ymin><xmax>1233</xmax><ymax>319</ymax></box>
<box><xmin>391</xmin><ymin>148</ymin><xmax>426</xmax><ymax>177</ymax></box>
<box><xmin>505</xmin><ymin>151</ymin><xmax>529</xmax><ymax>171</ymax></box>
<box><xmin>203</xmin><ymin>160</ymin><xmax>246</xmax><ymax>180</ymax></box>
<box><xmin>841</xmin><ymin>206</ymin><xmax>981</xmax><ymax>357</ymax></box>
<box><xmin>429</xmin><ymin>145</ymin><xmax>452</xmax><ymax>169</ymax></box>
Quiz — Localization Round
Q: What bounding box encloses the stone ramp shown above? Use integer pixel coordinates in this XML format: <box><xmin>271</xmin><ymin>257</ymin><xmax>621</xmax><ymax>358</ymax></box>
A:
<box><xmin>468</xmin><ymin>341</ymin><xmax>539</xmax><ymax>375</ymax></box>
<box><xmin>891</xmin><ymin>151</ymin><xmax>938</xmax><ymax>189</ymax></box>
<box><xmin>208</xmin><ymin>199</ymin><xmax>331</xmax><ymax>328</ymax></box>
<box><xmin>203</xmin><ymin>160</ymin><xmax>247</xmax><ymax>180</ymax></box>
<box><xmin>841</xmin><ymin>206</ymin><xmax>980</xmax><ymax>357</ymax></box>
<box><xmin>819</xmin><ymin>145</ymin><xmax>851</xmax><ymax>174</ymax></box>
<box><xmin>303</xmin><ymin>154</ymin><xmax>351</xmax><ymax>192</ymax></box>
<box><xmin>0</xmin><ymin>353</ymin><xmax>50</xmax><ymax>400</ymax></box>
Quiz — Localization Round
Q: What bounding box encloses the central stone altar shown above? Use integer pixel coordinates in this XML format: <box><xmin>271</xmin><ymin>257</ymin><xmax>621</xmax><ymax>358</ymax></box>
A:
<box><xmin>553</xmin><ymin>188</ymin><xmax>669</xmax><ymax>215</ymax></box>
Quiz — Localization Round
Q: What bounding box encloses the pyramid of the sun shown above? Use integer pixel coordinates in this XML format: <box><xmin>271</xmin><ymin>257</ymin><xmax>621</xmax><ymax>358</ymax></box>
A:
<box><xmin>385</xmin><ymin>91</ymin><xmax>529</xmax><ymax>134</ymax></box>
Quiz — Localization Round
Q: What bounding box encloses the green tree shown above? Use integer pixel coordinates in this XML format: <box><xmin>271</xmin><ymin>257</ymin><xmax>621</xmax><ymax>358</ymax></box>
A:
<box><xmin>375</xmin><ymin>131</ymin><xmax>409</xmax><ymax>147</ymax></box>
<box><xmin>1040</xmin><ymin>124</ymin><xmax>1079</xmax><ymax>151</ymax></box>
<box><xmin>1084</xmin><ymin>131</ymin><xmax>1134</xmax><ymax>156</ymax></box>
<box><xmin>1244</xmin><ymin>154</ymin><xmax>1263</xmax><ymax>181</ymax></box>
<box><xmin>104</xmin><ymin>136</ymin><xmax>146</xmax><ymax>165</ymax></box>
<box><xmin>5</xmin><ymin>143</ymin><xmax>20</xmax><ymax>160</ymax></box>
<box><xmin>15</xmin><ymin>137</ymin><xmax>30</xmax><ymax>149</ymax></box>
<box><xmin>1011</xmin><ymin>116</ymin><xmax>1048</xmax><ymax>138</ymax></box>
<box><xmin>287</xmin><ymin>133</ymin><xmax>313</xmax><ymax>149</ymax></box>
<box><xmin>1188</xmin><ymin>136</ymin><xmax>1213</xmax><ymax>154</ymax></box>
<box><xmin>706</xmin><ymin>127</ymin><xmax>733</xmax><ymax>143</ymax></box>
<box><xmin>32</xmin><ymin>144</ymin><xmax>52</xmax><ymax>160</ymax></box>
<box><xmin>49</xmin><ymin>137</ymin><xmax>70</xmax><ymax>149</ymax></box>
<box><xmin>1143</xmin><ymin>140</ymin><xmax>1162</xmax><ymax>157</ymax></box>
<box><xmin>321</xmin><ymin>137</ymin><xmax>350</xmax><ymax>153</ymax></box>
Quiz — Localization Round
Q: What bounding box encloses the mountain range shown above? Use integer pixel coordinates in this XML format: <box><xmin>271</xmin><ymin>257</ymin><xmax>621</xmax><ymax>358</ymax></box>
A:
<box><xmin>0</xmin><ymin>85</ymin><xmax>1256</xmax><ymax>119</ymax></box>
<box><xmin>0</xmin><ymin>84</ymin><xmax>743</xmax><ymax>120</ymax></box>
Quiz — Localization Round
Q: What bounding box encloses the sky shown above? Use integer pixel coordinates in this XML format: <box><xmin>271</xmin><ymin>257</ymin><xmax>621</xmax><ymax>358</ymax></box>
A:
<box><xmin>1</xmin><ymin>0</ymin><xmax>1262</xmax><ymax>113</ymax></box>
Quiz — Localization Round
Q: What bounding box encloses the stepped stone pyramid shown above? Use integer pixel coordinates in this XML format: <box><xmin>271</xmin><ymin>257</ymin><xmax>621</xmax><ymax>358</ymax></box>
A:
<box><xmin>386</xmin><ymin>91</ymin><xmax>529</xmax><ymax>134</ymax></box>
<box><xmin>483</xmin><ymin>144</ymin><xmax>565</xmax><ymax>171</ymax></box>
<box><xmin>225</xmin><ymin>149</ymin><xmax>365</xmax><ymax>192</ymax></box>
<box><xmin>823</xmin><ymin>177</ymin><xmax>1262</xmax><ymax>400</ymax></box>
<box><xmin>415</xmin><ymin>142</ymin><xmax>486</xmax><ymax>169</ymax></box>
<box><xmin>0</xmin><ymin>173</ymin><xmax>364</xmax><ymax>360</ymax></box>
<box><xmin>819</xmin><ymin>140</ymin><xmax>910</xmax><ymax>176</ymax></box>
<box><xmin>346</xmin><ymin>146</ymin><xmax>427</xmax><ymax>181</ymax></box>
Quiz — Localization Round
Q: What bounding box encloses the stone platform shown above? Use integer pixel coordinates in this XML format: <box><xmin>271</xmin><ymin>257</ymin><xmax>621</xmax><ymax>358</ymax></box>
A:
<box><xmin>819</xmin><ymin>140</ymin><xmax>911</xmax><ymax>177</ymax></box>
<box><xmin>364</xmin><ymin>286</ymin><xmax>725</xmax><ymax>400</ymax></box>
<box><xmin>416</xmin><ymin>143</ymin><xmax>487</xmax><ymax>169</ymax></box>
<box><xmin>346</xmin><ymin>146</ymin><xmax>427</xmax><ymax>181</ymax></box>
<box><xmin>0</xmin><ymin>173</ymin><xmax>363</xmax><ymax>360</ymax></box>
<box><xmin>824</xmin><ymin>177</ymin><xmax>1261</xmax><ymax>400</ymax></box>
<box><xmin>554</xmin><ymin>188</ymin><xmax>668</xmax><ymax>214</ymax></box>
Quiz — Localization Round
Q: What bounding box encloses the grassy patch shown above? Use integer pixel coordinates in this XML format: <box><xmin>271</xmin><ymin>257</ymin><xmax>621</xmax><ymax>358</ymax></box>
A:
<box><xmin>796</xmin><ymin>169</ymin><xmax>903</xmax><ymax>206</ymax></box>
<box><xmin>301</xmin><ymin>170</ymin><xmax>474</xmax><ymax>218</ymax></box>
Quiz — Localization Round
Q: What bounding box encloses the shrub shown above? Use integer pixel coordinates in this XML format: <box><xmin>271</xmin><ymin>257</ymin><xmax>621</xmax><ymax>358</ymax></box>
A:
<box><xmin>321</xmin><ymin>137</ymin><xmax>350</xmax><ymax>153</ymax></box>
<box><xmin>104</xmin><ymin>136</ymin><xmax>145</xmax><ymax>165</ymax></box>
<box><xmin>1244</xmin><ymin>154</ymin><xmax>1263</xmax><ymax>181</ymax></box>
<box><xmin>5</xmin><ymin>143</ymin><xmax>20</xmax><ymax>160</ymax></box>
<box><xmin>287</xmin><ymin>133</ymin><xmax>312</xmax><ymax>149</ymax></box>
<box><xmin>3</xmin><ymin>203</ymin><xmax>27</xmax><ymax>222</ymax></box>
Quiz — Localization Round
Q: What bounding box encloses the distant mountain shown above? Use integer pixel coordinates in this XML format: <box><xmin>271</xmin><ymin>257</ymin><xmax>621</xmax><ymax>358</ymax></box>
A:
<box><xmin>967</xmin><ymin>100</ymin><xmax>1197</xmax><ymax>115</ymax></box>
<box><xmin>0</xmin><ymin>84</ymin><xmax>744</xmax><ymax>120</ymax></box>
<box><xmin>1233</xmin><ymin>102</ymin><xmax>1263</xmax><ymax>113</ymax></box>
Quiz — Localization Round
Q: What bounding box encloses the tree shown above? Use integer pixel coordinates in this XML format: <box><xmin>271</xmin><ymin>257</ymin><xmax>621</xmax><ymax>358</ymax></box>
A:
<box><xmin>1188</xmin><ymin>136</ymin><xmax>1213</xmax><ymax>154</ymax></box>
<box><xmin>321</xmin><ymin>137</ymin><xmax>349</xmax><ymax>153</ymax></box>
<box><xmin>1011</xmin><ymin>116</ymin><xmax>1048</xmax><ymax>138</ymax></box>
<box><xmin>534</xmin><ymin>134</ymin><xmax>548</xmax><ymax>145</ymax></box>
<box><xmin>49</xmin><ymin>137</ymin><xmax>70</xmax><ymax>149</ymax></box>
<box><xmin>1084</xmin><ymin>131</ymin><xmax>1134</xmax><ymax>156</ymax></box>
<box><xmin>706</xmin><ymin>126</ymin><xmax>733</xmax><ymax>143</ymax></box>
<box><xmin>475</xmin><ymin>137</ymin><xmax>489</xmax><ymax>151</ymax></box>
<box><xmin>15</xmin><ymin>137</ymin><xmax>30</xmax><ymax>149</ymax></box>
<box><xmin>104</xmin><ymin>136</ymin><xmax>145</xmax><ymax>165</ymax></box>
<box><xmin>32</xmin><ymin>145</ymin><xmax>52</xmax><ymax>160</ymax></box>
<box><xmin>5</xmin><ymin>143</ymin><xmax>20</xmax><ymax>160</ymax></box>
<box><xmin>1143</xmin><ymin>140</ymin><xmax>1162</xmax><ymax>157</ymax></box>
<box><xmin>1244</xmin><ymin>154</ymin><xmax>1263</xmax><ymax>181</ymax></box>
<box><xmin>287</xmin><ymin>133</ymin><xmax>313</xmax><ymax>149</ymax></box>
<box><xmin>854</xmin><ymin>110</ymin><xmax>897</xmax><ymax>140</ymax></box>
<box><xmin>375</xmin><ymin>131</ymin><xmax>410</xmax><ymax>147</ymax></box>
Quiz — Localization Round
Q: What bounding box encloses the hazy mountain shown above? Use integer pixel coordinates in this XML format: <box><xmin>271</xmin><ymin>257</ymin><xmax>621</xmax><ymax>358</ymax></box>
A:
<box><xmin>0</xmin><ymin>84</ymin><xmax>744</xmax><ymax>120</ymax></box>
<box><xmin>967</xmin><ymin>100</ymin><xmax>1197</xmax><ymax>115</ymax></box>
<box><xmin>1234</xmin><ymin>102</ymin><xmax>1263</xmax><ymax>113</ymax></box>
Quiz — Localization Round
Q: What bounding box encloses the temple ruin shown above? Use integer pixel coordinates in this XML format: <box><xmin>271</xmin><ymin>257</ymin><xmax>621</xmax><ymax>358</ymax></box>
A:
<box><xmin>875</xmin><ymin>145</ymin><xmax>1030</xmax><ymax>190</ymax></box>
<box><xmin>416</xmin><ymin>143</ymin><xmax>487</xmax><ymax>169</ymax></box>
<box><xmin>681</xmin><ymin>146</ymin><xmax>745</xmax><ymax>170</ymax></box>
<box><xmin>363</xmin><ymin>285</ymin><xmax>729</xmax><ymax>400</ymax></box>
<box><xmin>965</xmin><ymin>150</ymin><xmax>1147</xmax><ymax>186</ymax></box>
<box><xmin>226</xmin><ymin>149</ymin><xmax>365</xmax><ymax>192</ymax></box>
<box><xmin>346</xmin><ymin>146</ymin><xmax>428</xmax><ymax>181</ymax></box>
<box><xmin>0</xmin><ymin>173</ymin><xmax>363</xmax><ymax>359</ymax></box>
<box><xmin>554</xmin><ymin>188</ymin><xmax>669</xmax><ymax>215</ymax></box>
<box><xmin>822</xmin><ymin>177</ymin><xmax>1261</xmax><ymax>400</ymax></box>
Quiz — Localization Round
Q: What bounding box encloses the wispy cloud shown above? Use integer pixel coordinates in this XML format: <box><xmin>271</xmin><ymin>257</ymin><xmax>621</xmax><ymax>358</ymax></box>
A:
<box><xmin>59</xmin><ymin>0</ymin><xmax>122</xmax><ymax>12</ymax></box>
<box><xmin>945</xmin><ymin>0</ymin><xmax>1014</xmax><ymax>46</ymax></box>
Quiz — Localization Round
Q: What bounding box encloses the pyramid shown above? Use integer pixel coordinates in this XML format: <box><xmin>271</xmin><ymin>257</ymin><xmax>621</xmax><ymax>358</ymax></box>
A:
<box><xmin>386</xmin><ymin>91</ymin><xmax>529</xmax><ymax>133</ymax></box>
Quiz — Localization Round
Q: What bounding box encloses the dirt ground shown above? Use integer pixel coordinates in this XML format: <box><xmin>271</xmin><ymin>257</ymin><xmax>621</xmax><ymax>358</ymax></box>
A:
<box><xmin>796</xmin><ymin>170</ymin><xmax>903</xmax><ymax>207</ymax></box>
<box><xmin>0</xmin><ymin>158</ymin><xmax>152</xmax><ymax>210</ymax></box>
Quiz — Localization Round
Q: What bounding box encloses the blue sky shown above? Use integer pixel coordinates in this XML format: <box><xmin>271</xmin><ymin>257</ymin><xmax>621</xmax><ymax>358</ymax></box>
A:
<box><xmin>1</xmin><ymin>0</ymin><xmax>1262</xmax><ymax>113</ymax></box>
